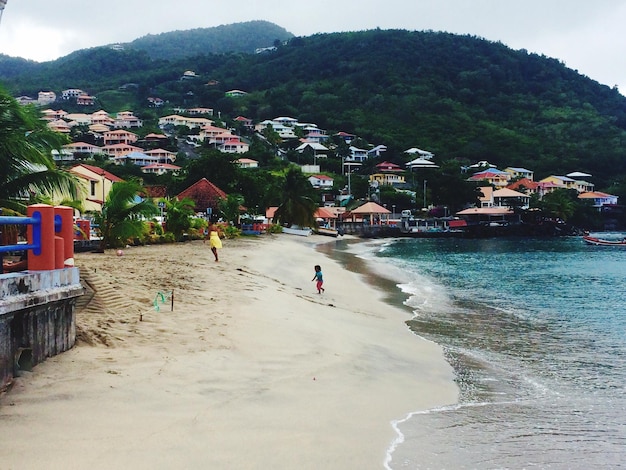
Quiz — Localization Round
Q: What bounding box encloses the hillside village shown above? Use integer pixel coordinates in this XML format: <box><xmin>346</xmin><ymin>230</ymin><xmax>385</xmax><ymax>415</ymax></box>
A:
<box><xmin>16</xmin><ymin>84</ymin><xmax>621</xmax><ymax>231</ymax></box>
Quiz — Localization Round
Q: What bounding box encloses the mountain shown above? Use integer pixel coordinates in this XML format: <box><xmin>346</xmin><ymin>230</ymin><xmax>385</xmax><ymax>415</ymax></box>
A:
<box><xmin>0</xmin><ymin>27</ymin><xmax>624</xmax><ymax>189</ymax></box>
<box><xmin>125</xmin><ymin>20</ymin><xmax>293</xmax><ymax>60</ymax></box>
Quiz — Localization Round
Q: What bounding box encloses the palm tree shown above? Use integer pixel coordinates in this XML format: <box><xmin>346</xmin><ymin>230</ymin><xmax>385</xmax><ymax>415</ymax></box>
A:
<box><xmin>274</xmin><ymin>167</ymin><xmax>318</xmax><ymax>228</ymax></box>
<box><xmin>540</xmin><ymin>188</ymin><xmax>577</xmax><ymax>221</ymax></box>
<box><xmin>162</xmin><ymin>196</ymin><xmax>196</xmax><ymax>241</ymax></box>
<box><xmin>218</xmin><ymin>193</ymin><xmax>244</xmax><ymax>225</ymax></box>
<box><xmin>0</xmin><ymin>87</ymin><xmax>81</xmax><ymax>213</ymax></box>
<box><xmin>91</xmin><ymin>180</ymin><xmax>158</xmax><ymax>251</ymax></box>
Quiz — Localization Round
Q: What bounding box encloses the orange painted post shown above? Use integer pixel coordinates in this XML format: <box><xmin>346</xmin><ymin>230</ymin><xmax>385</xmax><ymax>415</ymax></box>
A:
<box><xmin>55</xmin><ymin>206</ymin><xmax>75</xmax><ymax>266</ymax></box>
<box><xmin>27</xmin><ymin>204</ymin><xmax>55</xmax><ymax>271</ymax></box>
<box><xmin>54</xmin><ymin>236</ymin><xmax>65</xmax><ymax>269</ymax></box>
<box><xmin>76</xmin><ymin>219</ymin><xmax>90</xmax><ymax>240</ymax></box>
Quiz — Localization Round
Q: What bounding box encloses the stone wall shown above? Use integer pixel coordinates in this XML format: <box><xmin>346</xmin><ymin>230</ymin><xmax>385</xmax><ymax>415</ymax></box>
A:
<box><xmin>0</xmin><ymin>268</ymin><xmax>83</xmax><ymax>392</ymax></box>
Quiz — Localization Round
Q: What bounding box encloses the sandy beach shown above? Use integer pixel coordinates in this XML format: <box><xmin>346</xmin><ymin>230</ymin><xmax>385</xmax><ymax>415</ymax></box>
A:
<box><xmin>0</xmin><ymin>234</ymin><xmax>458</xmax><ymax>469</ymax></box>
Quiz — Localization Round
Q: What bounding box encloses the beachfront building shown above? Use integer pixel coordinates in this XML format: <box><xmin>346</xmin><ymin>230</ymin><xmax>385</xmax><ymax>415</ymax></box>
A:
<box><xmin>176</xmin><ymin>178</ymin><xmax>227</xmax><ymax>215</ymax></box>
<box><xmin>69</xmin><ymin>163</ymin><xmax>124</xmax><ymax>214</ymax></box>
<box><xmin>578</xmin><ymin>191</ymin><xmax>619</xmax><ymax>209</ymax></box>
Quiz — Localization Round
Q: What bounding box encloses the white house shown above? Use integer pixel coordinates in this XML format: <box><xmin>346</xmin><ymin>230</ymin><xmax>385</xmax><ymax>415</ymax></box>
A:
<box><xmin>308</xmin><ymin>174</ymin><xmax>334</xmax><ymax>189</ymax></box>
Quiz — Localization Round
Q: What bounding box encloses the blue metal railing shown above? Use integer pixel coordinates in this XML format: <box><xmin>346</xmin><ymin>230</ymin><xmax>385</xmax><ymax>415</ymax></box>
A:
<box><xmin>0</xmin><ymin>211</ymin><xmax>44</xmax><ymax>255</ymax></box>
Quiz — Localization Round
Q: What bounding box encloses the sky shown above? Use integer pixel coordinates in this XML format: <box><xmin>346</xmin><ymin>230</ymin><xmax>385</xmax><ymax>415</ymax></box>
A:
<box><xmin>0</xmin><ymin>0</ymin><xmax>625</xmax><ymax>95</ymax></box>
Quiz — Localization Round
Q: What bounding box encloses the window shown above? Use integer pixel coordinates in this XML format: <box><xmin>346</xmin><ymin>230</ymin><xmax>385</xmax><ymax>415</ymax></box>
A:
<box><xmin>90</xmin><ymin>181</ymin><xmax>97</xmax><ymax>197</ymax></box>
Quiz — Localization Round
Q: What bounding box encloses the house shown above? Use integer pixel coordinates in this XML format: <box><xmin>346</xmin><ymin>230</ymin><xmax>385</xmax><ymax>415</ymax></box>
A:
<box><xmin>16</xmin><ymin>95</ymin><xmax>36</xmax><ymax>105</ymax></box>
<box><xmin>455</xmin><ymin>206</ymin><xmax>520</xmax><ymax>226</ymax></box>
<box><xmin>234</xmin><ymin>116</ymin><xmax>254</xmax><ymax>130</ymax></box>
<box><xmin>236</xmin><ymin>158</ymin><xmax>259</xmax><ymax>169</ymax></box>
<box><xmin>102</xmin><ymin>143</ymin><xmax>143</xmax><ymax>158</ymax></box>
<box><xmin>65</xmin><ymin>113</ymin><xmax>93</xmax><ymax>126</ymax></box>
<box><xmin>296</xmin><ymin>142</ymin><xmax>328</xmax><ymax>157</ymax></box>
<box><xmin>369</xmin><ymin>172</ymin><xmax>406</xmax><ymax>187</ymax></box>
<box><xmin>539</xmin><ymin>175</ymin><xmax>578</xmax><ymax>190</ymax></box>
<box><xmin>468</xmin><ymin>168</ymin><xmax>510</xmax><ymax>187</ymax></box>
<box><xmin>346</xmin><ymin>146</ymin><xmax>368</xmax><ymax>163</ymax></box>
<box><xmin>47</xmin><ymin>119</ymin><xmax>71</xmax><ymax>133</ymax></box>
<box><xmin>308</xmin><ymin>174</ymin><xmax>334</xmax><ymax>189</ymax></box>
<box><xmin>507</xmin><ymin>178</ymin><xmax>542</xmax><ymax>197</ymax></box>
<box><xmin>255</xmin><ymin>120</ymin><xmax>298</xmax><ymax>139</ymax></box>
<box><xmin>368</xmin><ymin>145</ymin><xmax>388</xmax><ymax>158</ymax></box>
<box><xmin>181</xmin><ymin>70</ymin><xmax>198</xmax><ymax>80</ymax></box>
<box><xmin>218</xmin><ymin>138</ymin><xmax>249</xmax><ymax>154</ymax></box>
<box><xmin>40</xmin><ymin>109</ymin><xmax>67</xmax><ymax>121</ymax></box>
<box><xmin>113</xmin><ymin>111</ymin><xmax>143</xmax><ymax>128</ymax></box>
<box><xmin>225</xmin><ymin>89</ymin><xmax>248</xmax><ymax>97</ymax></box>
<box><xmin>492</xmin><ymin>188</ymin><xmax>530</xmax><ymax>209</ymax></box>
<box><xmin>176</xmin><ymin>178</ymin><xmax>227</xmax><ymax>215</ymax></box>
<box><xmin>504</xmin><ymin>167</ymin><xmax>534</xmax><ymax>181</ymax></box>
<box><xmin>141</xmin><ymin>163</ymin><xmax>181</xmax><ymax>176</ymax></box>
<box><xmin>158</xmin><ymin>115</ymin><xmax>212</xmax><ymax>129</ymax></box>
<box><xmin>145</xmin><ymin>148</ymin><xmax>176</xmax><ymax>163</ymax></box>
<box><xmin>69</xmin><ymin>163</ymin><xmax>124</xmax><ymax>213</ymax></box>
<box><xmin>91</xmin><ymin>110</ymin><xmax>115</xmax><ymax>126</ymax></box>
<box><xmin>578</xmin><ymin>191</ymin><xmax>619</xmax><ymax>208</ymax></box>
<box><xmin>103</xmin><ymin>129</ymin><xmax>139</xmax><ymax>146</ymax></box>
<box><xmin>76</xmin><ymin>94</ymin><xmax>95</xmax><ymax>106</ymax></box>
<box><xmin>187</xmin><ymin>107</ymin><xmax>214</xmax><ymax>116</ymax></box>
<box><xmin>197</xmin><ymin>125</ymin><xmax>232</xmax><ymax>142</ymax></box>
<box><xmin>370</xmin><ymin>161</ymin><xmax>406</xmax><ymax>186</ymax></box>
<box><xmin>335</xmin><ymin>131</ymin><xmax>355</xmax><ymax>144</ymax></box>
<box><xmin>404</xmin><ymin>147</ymin><xmax>434</xmax><ymax>159</ymax></box>
<box><xmin>37</xmin><ymin>91</ymin><xmax>56</xmax><ymax>105</ymax></box>
<box><xmin>61</xmin><ymin>89</ymin><xmax>86</xmax><ymax>100</ymax></box>
<box><xmin>147</xmin><ymin>97</ymin><xmax>164</xmax><ymax>108</ymax></box>
<box><xmin>113</xmin><ymin>151</ymin><xmax>160</xmax><ymax>167</ymax></box>
<box><xmin>62</xmin><ymin>142</ymin><xmax>104</xmax><ymax>158</ymax></box>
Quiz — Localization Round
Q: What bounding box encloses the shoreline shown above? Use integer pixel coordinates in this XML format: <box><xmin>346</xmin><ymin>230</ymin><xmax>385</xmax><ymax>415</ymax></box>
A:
<box><xmin>0</xmin><ymin>234</ymin><xmax>458</xmax><ymax>469</ymax></box>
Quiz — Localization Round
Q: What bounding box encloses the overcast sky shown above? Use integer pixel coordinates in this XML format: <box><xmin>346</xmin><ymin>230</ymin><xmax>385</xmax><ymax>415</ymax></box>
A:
<box><xmin>1</xmin><ymin>0</ymin><xmax>624</xmax><ymax>94</ymax></box>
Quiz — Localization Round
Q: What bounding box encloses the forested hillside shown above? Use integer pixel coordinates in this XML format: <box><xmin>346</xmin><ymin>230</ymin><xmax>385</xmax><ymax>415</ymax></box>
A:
<box><xmin>1</xmin><ymin>27</ymin><xmax>625</xmax><ymax>189</ymax></box>
<box><xmin>127</xmin><ymin>20</ymin><xmax>293</xmax><ymax>60</ymax></box>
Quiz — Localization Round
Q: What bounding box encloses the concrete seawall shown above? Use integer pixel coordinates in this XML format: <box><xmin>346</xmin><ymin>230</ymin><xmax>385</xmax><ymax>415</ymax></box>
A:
<box><xmin>0</xmin><ymin>268</ymin><xmax>83</xmax><ymax>392</ymax></box>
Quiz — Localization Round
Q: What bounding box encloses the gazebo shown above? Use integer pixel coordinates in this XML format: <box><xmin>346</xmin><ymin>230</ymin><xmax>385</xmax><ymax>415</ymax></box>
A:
<box><xmin>347</xmin><ymin>202</ymin><xmax>391</xmax><ymax>225</ymax></box>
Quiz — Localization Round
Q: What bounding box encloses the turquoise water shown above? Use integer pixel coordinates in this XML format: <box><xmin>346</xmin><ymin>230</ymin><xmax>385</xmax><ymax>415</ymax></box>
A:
<box><xmin>361</xmin><ymin>236</ymin><xmax>626</xmax><ymax>469</ymax></box>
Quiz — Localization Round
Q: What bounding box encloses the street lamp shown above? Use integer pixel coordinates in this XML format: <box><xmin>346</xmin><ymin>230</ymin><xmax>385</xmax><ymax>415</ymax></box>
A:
<box><xmin>423</xmin><ymin>180</ymin><xmax>427</xmax><ymax>209</ymax></box>
<box><xmin>392</xmin><ymin>205</ymin><xmax>396</xmax><ymax>219</ymax></box>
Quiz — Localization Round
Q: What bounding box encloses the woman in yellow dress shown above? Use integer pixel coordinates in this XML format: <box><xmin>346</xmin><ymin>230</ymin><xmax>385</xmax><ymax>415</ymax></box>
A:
<box><xmin>204</xmin><ymin>223</ymin><xmax>223</xmax><ymax>261</ymax></box>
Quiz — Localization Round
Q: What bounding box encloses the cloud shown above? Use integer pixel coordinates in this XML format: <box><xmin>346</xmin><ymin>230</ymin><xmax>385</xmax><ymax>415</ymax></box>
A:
<box><xmin>0</xmin><ymin>0</ymin><xmax>624</xmax><ymax>93</ymax></box>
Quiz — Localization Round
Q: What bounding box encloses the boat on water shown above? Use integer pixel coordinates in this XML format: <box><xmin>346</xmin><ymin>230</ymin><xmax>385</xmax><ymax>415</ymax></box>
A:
<box><xmin>582</xmin><ymin>235</ymin><xmax>626</xmax><ymax>246</ymax></box>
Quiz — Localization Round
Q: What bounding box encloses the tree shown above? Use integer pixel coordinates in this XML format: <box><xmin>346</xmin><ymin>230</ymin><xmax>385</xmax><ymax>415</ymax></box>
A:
<box><xmin>91</xmin><ymin>180</ymin><xmax>158</xmax><ymax>251</ymax></box>
<box><xmin>274</xmin><ymin>167</ymin><xmax>318</xmax><ymax>228</ymax></box>
<box><xmin>0</xmin><ymin>87</ymin><xmax>81</xmax><ymax>213</ymax></box>
<box><xmin>539</xmin><ymin>188</ymin><xmax>577</xmax><ymax>221</ymax></box>
<box><xmin>163</xmin><ymin>196</ymin><xmax>196</xmax><ymax>241</ymax></box>
<box><xmin>218</xmin><ymin>194</ymin><xmax>244</xmax><ymax>225</ymax></box>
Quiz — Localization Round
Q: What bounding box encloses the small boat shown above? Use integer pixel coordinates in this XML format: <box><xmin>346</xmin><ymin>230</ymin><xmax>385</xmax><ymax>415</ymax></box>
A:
<box><xmin>281</xmin><ymin>225</ymin><xmax>312</xmax><ymax>237</ymax></box>
<box><xmin>314</xmin><ymin>227</ymin><xmax>340</xmax><ymax>237</ymax></box>
<box><xmin>582</xmin><ymin>235</ymin><xmax>626</xmax><ymax>246</ymax></box>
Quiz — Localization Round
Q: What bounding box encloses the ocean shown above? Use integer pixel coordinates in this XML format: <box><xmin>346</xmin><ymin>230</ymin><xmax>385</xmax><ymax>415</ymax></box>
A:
<box><xmin>332</xmin><ymin>235</ymin><xmax>626</xmax><ymax>469</ymax></box>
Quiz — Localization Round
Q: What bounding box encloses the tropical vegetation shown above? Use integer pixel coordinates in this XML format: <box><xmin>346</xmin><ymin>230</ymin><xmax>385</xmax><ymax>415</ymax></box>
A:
<box><xmin>90</xmin><ymin>180</ymin><xmax>158</xmax><ymax>251</ymax></box>
<box><xmin>1</xmin><ymin>24</ymin><xmax>625</xmax><ymax>236</ymax></box>
<box><xmin>0</xmin><ymin>85</ymin><xmax>80</xmax><ymax>213</ymax></box>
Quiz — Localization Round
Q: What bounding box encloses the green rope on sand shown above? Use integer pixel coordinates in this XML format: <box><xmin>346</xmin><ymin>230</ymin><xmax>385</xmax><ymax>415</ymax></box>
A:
<box><xmin>153</xmin><ymin>290</ymin><xmax>173</xmax><ymax>312</ymax></box>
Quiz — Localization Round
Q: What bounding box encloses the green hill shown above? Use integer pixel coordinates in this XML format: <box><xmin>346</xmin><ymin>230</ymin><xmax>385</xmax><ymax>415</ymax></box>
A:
<box><xmin>0</xmin><ymin>27</ymin><xmax>624</xmax><ymax>189</ymax></box>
